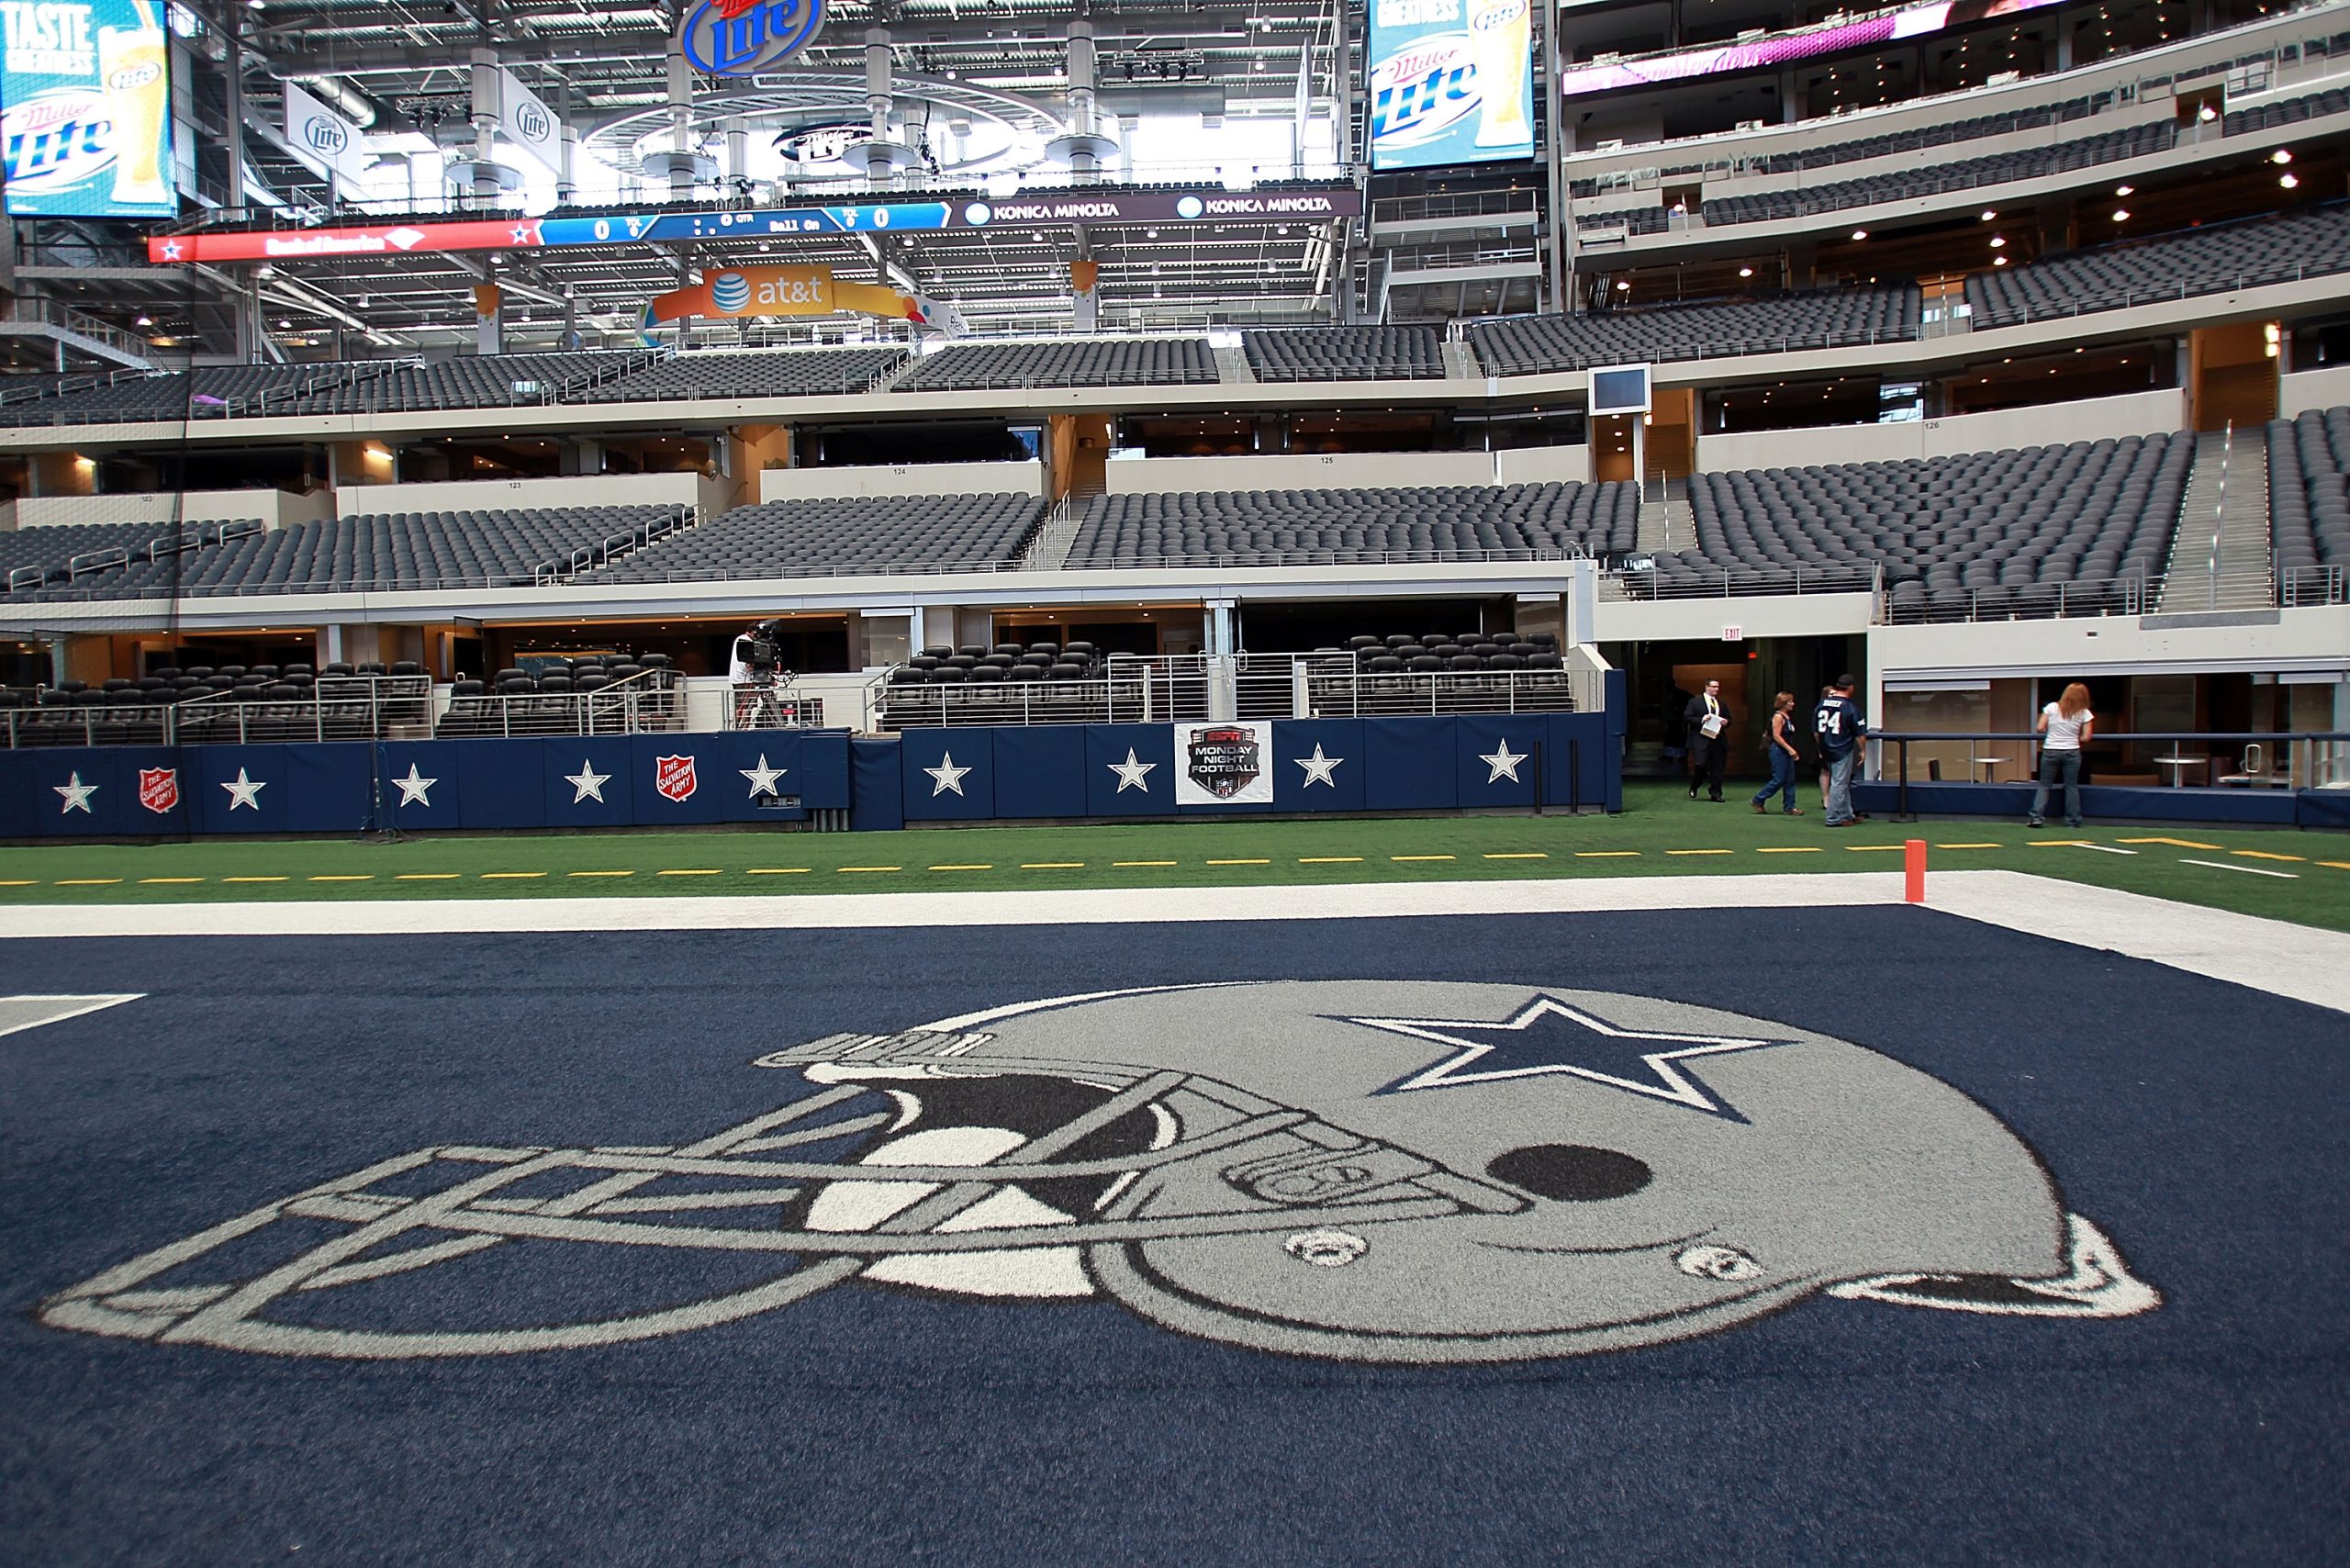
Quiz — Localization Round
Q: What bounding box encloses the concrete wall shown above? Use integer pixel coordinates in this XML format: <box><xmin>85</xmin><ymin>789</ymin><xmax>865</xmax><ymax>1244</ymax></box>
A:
<box><xmin>3</xmin><ymin>488</ymin><xmax>336</xmax><ymax>531</ymax></box>
<box><xmin>757</xmin><ymin>460</ymin><xmax>1046</xmax><ymax>502</ymax></box>
<box><xmin>1696</xmin><ymin>387</ymin><xmax>2188</xmax><ymax>474</ymax></box>
<box><xmin>335</xmin><ymin>471</ymin><xmax>706</xmax><ymax>517</ymax></box>
<box><xmin>2279</xmin><ymin>364</ymin><xmax>2350</xmax><ymax>420</ymax></box>
<box><xmin>1103</xmin><ymin>447</ymin><xmax>1590</xmax><ymax>493</ymax></box>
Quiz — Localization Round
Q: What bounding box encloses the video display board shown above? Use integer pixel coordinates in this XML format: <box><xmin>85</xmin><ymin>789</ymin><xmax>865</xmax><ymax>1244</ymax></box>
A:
<box><xmin>1558</xmin><ymin>0</ymin><xmax>2065</xmax><ymax>98</ymax></box>
<box><xmin>2</xmin><ymin>0</ymin><xmax>177</xmax><ymax>218</ymax></box>
<box><xmin>1369</xmin><ymin>0</ymin><xmax>1537</xmax><ymax>172</ymax></box>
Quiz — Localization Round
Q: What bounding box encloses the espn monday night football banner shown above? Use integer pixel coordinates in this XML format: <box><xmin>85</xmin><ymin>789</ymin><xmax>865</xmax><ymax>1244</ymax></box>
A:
<box><xmin>2</xmin><ymin>0</ymin><xmax>176</xmax><ymax>218</ymax></box>
<box><xmin>1369</xmin><ymin>0</ymin><xmax>1535</xmax><ymax>173</ymax></box>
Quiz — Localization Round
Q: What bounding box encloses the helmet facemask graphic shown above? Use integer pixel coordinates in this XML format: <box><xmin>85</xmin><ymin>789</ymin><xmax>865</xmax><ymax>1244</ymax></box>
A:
<box><xmin>39</xmin><ymin>982</ymin><xmax>2159</xmax><ymax>1363</ymax></box>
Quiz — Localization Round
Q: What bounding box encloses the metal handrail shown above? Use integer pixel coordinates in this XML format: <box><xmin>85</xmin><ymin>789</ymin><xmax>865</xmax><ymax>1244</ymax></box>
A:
<box><xmin>2209</xmin><ymin>420</ymin><xmax>2232</xmax><ymax>610</ymax></box>
<box><xmin>1873</xmin><ymin>727</ymin><xmax>2350</xmax><ymax>812</ymax></box>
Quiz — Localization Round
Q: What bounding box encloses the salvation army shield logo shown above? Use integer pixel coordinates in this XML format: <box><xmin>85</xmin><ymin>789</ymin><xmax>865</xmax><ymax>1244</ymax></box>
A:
<box><xmin>655</xmin><ymin>755</ymin><xmax>699</xmax><ymax>802</ymax></box>
<box><xmin>136</xmin><ymin>767</ymin><xmax>179</xmax><ymax>814</ymax></box>
<box><xmin>1187</xmin><ymin>725</ymin><xmax>1261</xmax><ymax>800</ymax></box>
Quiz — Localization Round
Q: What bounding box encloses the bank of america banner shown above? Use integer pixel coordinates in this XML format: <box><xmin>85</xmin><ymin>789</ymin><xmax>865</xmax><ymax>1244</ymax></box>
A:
<box><xmin>2</xmin><ymin>0</ymin><xmax>177</xmax><ymax>217</ymax></box>
<box><xmin>1368</xmin><ymin>0</ymin><xmax>1534</xmax><ymax>172</ymax></box>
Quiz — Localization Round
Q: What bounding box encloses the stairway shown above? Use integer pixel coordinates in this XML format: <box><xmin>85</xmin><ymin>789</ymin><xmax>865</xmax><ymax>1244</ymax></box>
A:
<box><xmin>1213</xmin><ymin>346</ymin><xmax>1257</xmax><ymax>385</ymax></box>
<box><xmin>1441</xmin><ymin>339</ymin><xmax>1484</xmax><ymax>379</ymax></box>
<box><xmin>1018</xmin><ymin>497</ymin><xmax>1085</xmax><ymax>571</ymax></box>
<box><xmin>2155</xmin><ymin>428</ymin><xmax>2276</xmax><ymax>613</ymax></box>
<box><xmin>1635</xmin><ymin>479</ymin><xmax>1692</xmax><ymax>554</ymax></box>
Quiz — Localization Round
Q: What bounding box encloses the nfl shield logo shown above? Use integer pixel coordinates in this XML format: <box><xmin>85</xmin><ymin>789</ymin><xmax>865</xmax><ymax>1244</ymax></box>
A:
<box><xmin>1187</xmin><ymin>725</ymin><xmax>1260</xmax><ymax>800</ymax></box>
<box><xmin>655</xmin><ymin>755</ymin><xmax>699</xmax><ymax>802</ymax></box>
<box><xmin>137</xmin><ymin>767</ymin><xmax>179</xmax><ymax>813</ymax></box>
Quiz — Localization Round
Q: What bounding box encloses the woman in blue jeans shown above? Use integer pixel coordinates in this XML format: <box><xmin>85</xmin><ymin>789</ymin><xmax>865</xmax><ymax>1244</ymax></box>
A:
<box><xmin>1751</xmin><ymin>690</ymin><xmax>1804</xmax><ymax>814</ymax></box>
<box><xmin>2029</xmin><ymin>682</ymin><xmax>2095</xmax><ymax>828</ymax></box>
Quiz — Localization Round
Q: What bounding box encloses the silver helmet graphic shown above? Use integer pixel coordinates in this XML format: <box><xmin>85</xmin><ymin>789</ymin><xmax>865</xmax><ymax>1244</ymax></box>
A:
<box><xmin>39</xmin><ymin>981</ymin><xmax>2157</xmax><ymax>1363</ymax></box>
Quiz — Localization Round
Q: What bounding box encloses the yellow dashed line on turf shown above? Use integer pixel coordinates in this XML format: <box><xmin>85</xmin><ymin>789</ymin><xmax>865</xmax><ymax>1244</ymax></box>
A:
<box><xmin>55</xmin><ymin>879</ymin><xmax>121</xmax><ymax>886</ymax></box>
<box><xmin>223</xmin><ymin>876</ymin><xmax>286</xmax><ymax>883</ymax></box>
<box><xmin>747</xmin><ymin>868</ymin><xmax>811</xmax><ymax>875</ymax></box>
<box><xmin>1666</xmin><ymin>849</ymin><xmax>1732</xmax><ymax>857</ymax></box>
<box><xmin>1391</xmin><ymin>855</ymin><xmax>1456</xmax><ymax>862</ymax></box>
<box><xmin>837</xmin><ymin>867</ymin><xmax>901</xmax><ymax>874</ymax></box>
<box><xmin>1938</xmin><ymin>843</ymin><xmax>2002</xmax><ymax>850</ymax></box>
<box><xmin>1113</xmin><ymin>860</ymin><xmax>1178</xmax><ymax>868</ymax></box>
<box><xmin>396</xmin><ymin>873</ymin><xmax>460</xmax><ymax>880</ymax></box>
<box><xmin>1843</xmin><ymin>846</ymin><xmax>1906</xmax><ymax>853</ymax></box>
<box><xmin>0</xmin><ymin>879</ymin><xmax>38</xmax><ymax>886</ymax></box>
<box><xmin>1298</xmin><ymin>857</ymin><xmax>1363</xmax><ymax>864</ymax></box>
<box><xmin>309</xmin><ymin>875</ymin><xmax>373</xmax><ymax>882</ymax></box>
<box><xmin>568</xmin><ymin>870</ymin><xmax>634</xmax><ymax>879</ymax></box>
<box><xmin>1206</xmin><ymin>858</ymin><xmax>1270</xmax><ymax>866</ymax></box>
<box><xmin>656</xmin><ymin>869</ymin><xmax>722</xmax><ymax>877</ymax></box>
<box><xmin>480</xmin><ymin>872</ymin><xmax>545</xmax><ymax>880</ymax></box>
<box><xmin>1484</xmin><ymin>852</ymin><xmax>1548</xmax><ymax>860</ymax></box>
<box><xmin>1022</xmin><ymin>861</ymin><xmax>1086</xmax><ymax>869</ymax></box>
<box><xmin>2121</xmin><ymin>836</ymin><xmax>2221</xmax><ymax>849</ymax></box>
<box><xmin>929</xmin><ymin>864</ymin><xmax>995</xmax><ymax>871</ymax></box>
<box><xmin>1754</xmin><ymin>846</ymin><xmax>1822</xmax><ymax>854</ymax></box>
<box><xmin>2025</xmin><ymin>840</ymin><xmax>2090</xmax><ymax>848</ymax></box>
<box><xmin>1576</xmin><ymin>851</ymin><xmax>1640</xmax><ymax>858</ymax></box>
<box><xmin>2321</xmin><ymin>861</ymin><xmax>2350</xmax><ymax>871</ymax></box>
<box><xmin>139</xmin><ymin>877</ymin><xmax>203</xmax><ymax>884</ymax></box>
<box><xmin>2232</xmin><ymin>849</ymin><xmax>2306</xmax><ymax>862</ymax></box>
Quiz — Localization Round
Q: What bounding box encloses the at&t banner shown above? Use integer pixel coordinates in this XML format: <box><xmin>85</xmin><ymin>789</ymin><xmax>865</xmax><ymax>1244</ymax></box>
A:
<box><xmin>642</xmin><ymin>264</ymin><xmax>965</xmax><ymax>338</ymax></box>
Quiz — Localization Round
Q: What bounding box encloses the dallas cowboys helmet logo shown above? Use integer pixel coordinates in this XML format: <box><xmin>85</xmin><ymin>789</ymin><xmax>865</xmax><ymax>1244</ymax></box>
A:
<box><xmin>37</xmin><ymin>982</ymin><xmax>2157</xmax><ymax>1365</ymax></box>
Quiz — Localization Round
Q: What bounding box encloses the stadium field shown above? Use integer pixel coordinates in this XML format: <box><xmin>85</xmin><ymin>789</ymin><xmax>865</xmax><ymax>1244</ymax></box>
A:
<box><xmin>3</xmin><ymin>781</ymin><xmax>2344</xmax><ymax>930</ymax></box>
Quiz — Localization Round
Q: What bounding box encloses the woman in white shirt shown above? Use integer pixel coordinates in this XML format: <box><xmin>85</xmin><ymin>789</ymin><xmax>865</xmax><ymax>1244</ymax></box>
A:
<box><xmin>2029</xmin><ymin>682</ymin><xmax>2094</xmax><ymax>829</ymax></box>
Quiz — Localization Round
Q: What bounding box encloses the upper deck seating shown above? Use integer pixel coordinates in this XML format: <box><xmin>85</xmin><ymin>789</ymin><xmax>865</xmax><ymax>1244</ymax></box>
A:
<box><xmin>1242</xmin><ymin>326</ymin><xmax>1446</xmax><ymax>381</ymax></box>
<box><xmin>580</xmin><ymin>493</ymin><xmax>1045</xmax><ymax>580</ymax></box>
<box><xmin>1065</xmin><ymin>482</ymin><xmax>1637</xmax><ymax>566</ymax></box>
<box><xmin>1965</xmin><ymin>203</ymin><xmax>2350</xmax><ymax>327</ymax></box>
<box><xmin>584</xmin><ymin>347</ymin><xmax>908</xmax><ymax>400</ymax></box>
<box><xmin>896</xmin><ymin>339</ymin><xmax>1215</xmax><ymax>391</ymax></box>
<box><xmin>1467</xmin><ymin>286</ymin><xmax>1918</xmax><ymax>375</ymax></box>
<box><xmin>2266</xmin><ymin>407</ymin><xmax>2350</xmax><ymax>581</ymax></box>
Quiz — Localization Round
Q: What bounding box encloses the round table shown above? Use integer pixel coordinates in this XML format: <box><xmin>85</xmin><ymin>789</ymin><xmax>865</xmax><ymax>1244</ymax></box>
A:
<box><xmin>2152</xmin><ymin>754</ymin><xmax>2207</xmax><ymax>788</ymax></box>
<box><xmin>1969</xmin><ymin>756</ymin><xmax>2006</xmax><ymax>784</ymax></box>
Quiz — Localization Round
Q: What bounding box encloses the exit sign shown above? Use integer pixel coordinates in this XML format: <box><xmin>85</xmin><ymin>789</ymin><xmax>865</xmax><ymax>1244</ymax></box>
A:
<box><xmin>1721</xmin><ymin>626</ymin><xmax>1742</xmax><ymax>641</ymax></box>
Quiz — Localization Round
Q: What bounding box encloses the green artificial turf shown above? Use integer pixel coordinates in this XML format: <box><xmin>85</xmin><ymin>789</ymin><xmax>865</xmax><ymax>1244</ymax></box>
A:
<box><xmin>2</xmin><ymin>781</ymin><xmax>2344</xmax><ymax>930</ymax></box>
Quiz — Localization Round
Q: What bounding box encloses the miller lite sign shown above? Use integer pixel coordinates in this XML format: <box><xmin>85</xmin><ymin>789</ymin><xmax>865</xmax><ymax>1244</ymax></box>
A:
<box><xmin>679</xmin><ymin>0</ymin><xmax>825</xmax><ymax>77</ymax></box>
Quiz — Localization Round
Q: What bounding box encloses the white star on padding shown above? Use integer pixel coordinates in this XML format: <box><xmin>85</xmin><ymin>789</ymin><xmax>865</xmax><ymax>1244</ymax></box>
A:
<box><xmin>565</xmin><ymin>759</ymin><xmax>611</xmax><ymax>803</ymax></box>
<box><xmin>220</xmin><ymin>767</ymin><xmax>268</xmax><ymax>811</ymax></box>
<box><xmin>1479</xmin><ymin>739</ymin><xmax>1528</xmax><ymax>783</ymax></box>
<box><xmin>739</xmin><ymin>753</ymin><xmax>788</xmax><ymax>796</ymax></box>
<box><xmin>53</xmin><ymin>771</ymin><xmax>96</xmax><ymax>813</ymax></box>
<box><xmin>1108</xmin><ymin>747</ymin><xmax>1158</xmax><ymax>793</ymax></box>
<box><xmin>1293</xmin><ymin>743</ymin><xmax>1344</xmax><ymax>788</ymax></box>
<box><xmin>391</xmin><ymin>764</ymin><xmax>437</xmax><ymax>806</ymax></box>
<box><xmin>925</xmin><ymin>750</ymin><xmax>972</xmax><ymax>797</ymax></box>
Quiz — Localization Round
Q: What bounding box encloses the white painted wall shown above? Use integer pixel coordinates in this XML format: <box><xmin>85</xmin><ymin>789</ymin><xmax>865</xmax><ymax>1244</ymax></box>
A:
<box><xmin>1870</xmin><ymin>602</ymin><xmax>2350</xmax><ymax>680</ymax></box>
<box><xmin>1697</xmin><ymin>387</ymin><xmax>2188</xmax><ymax>474</ymax></box>
<box><xmin>2279</xmin><ymin>364</ymin><xmax>2350</xmax><ymax>420</ymax></box>
<box><xmin>758</xmin><ymin>461</ymin><xmax>1046</xmax><ymax>502</ymax></box>
<box><xmin>1104</xmin><ymin>447</ymin><xmax>1591</xmax><ymax>493</ymax></box>
<box><xmin>3</xmin><ymin>488</ymin><xmax>335</xmax><ymax>531</ymax></box>
<box><xmin>336</xmin><ymin>471</ymin><xmax>704</xmax><ymax>517</ymax></box>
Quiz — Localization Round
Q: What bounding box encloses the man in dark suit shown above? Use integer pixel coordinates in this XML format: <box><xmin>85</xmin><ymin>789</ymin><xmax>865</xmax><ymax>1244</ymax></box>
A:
<box><xmin>1684</xmin><ymin>678</ymin><xmax>1730</xmax><ymax>801</ymax></box>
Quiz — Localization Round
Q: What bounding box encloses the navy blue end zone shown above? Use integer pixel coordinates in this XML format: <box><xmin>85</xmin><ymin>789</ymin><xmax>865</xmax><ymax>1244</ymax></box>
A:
<box><xmin>2</xmin><ymin>907</ymin><xmax>2344</xmax><ymax>1563</ymax></box>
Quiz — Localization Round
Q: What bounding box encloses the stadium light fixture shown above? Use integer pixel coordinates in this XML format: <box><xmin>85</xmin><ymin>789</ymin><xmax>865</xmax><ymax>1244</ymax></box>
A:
<box><xmin>2114</xmin><ymin>185</ymin><xmax>2132</xmax><ymax>196</ymax></box>
<box><xmin>1738</xmin><ymin>266</ymin><xmax>1754</xmax><ymax>278</ymax></box>
<box><xmin>1994</xmin><ymin>256</ymin><xmax>2009</xmax><ymax>266</ymax></box>
<box><xmin>2281</xmin><ymin>173</ymin><xmax>2300</xmax><ymax>189</ymax></box>
<box><xmin>1989</xmin><ymin>235</ymin><xmax>2005</xmax><ymax>248</ymax></box>
<box><xmin>1850</xmin><ymin>229</ymin><xmax>1867</xmax><ymax>241</ymax></box>
<box><xmin>2272</xmin><ymin>149</ymin><xmax>2293</xmax><ymax>164</ymax></box>
<box><xmin>1980</xmin><ymin>209</ymin><xmax>1997</xmax><ymax>221</ymax></box>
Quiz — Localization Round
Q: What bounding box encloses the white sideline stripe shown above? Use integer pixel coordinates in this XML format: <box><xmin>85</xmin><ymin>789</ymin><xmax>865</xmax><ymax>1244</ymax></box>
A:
<box><xmin>0</xmin><ymin>992</ymin><xmax>143</xmax><ymax>1040</ymax></box>
<box><xmin>0</xmin><ymin>871</ymin><xmax>2340</xmax><ymax>1017</ymax></box>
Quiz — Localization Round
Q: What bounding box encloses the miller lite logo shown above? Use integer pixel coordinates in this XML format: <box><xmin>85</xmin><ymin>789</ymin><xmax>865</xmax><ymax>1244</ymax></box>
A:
<box><xmin>1186</xmin><ymin>725</ymin><xmax>1261</xmax><ymax>801</ymax></box>
<box><xmin>655</xmin><ymin>755</ymin><xmax>699</xmax><ymax>803</ymax></box>
<box><xmin>679</xmin><ymin>0</ymin><xmax>825</xmax><ymax>76</ymax></box>
<box><xmin>1369</xmin><ymin>33</ymin><xmax>1481</xmax><ymax>148</ymax></box>
<box><xmin>136</xmin><ymin>767</ymin><xmax>179</xmax><ymax>814</ymax></box>
<box><xmin>1</xmin><ymin>88</ymin><xmax>115</xmax><ymax>193</ymax></box>
<box><xmin>512</xmin><ymin>101</ymin><xmax>551</xmax><ymax>143</ymax></box>
<box><xmin>303</xmin><ymin>118</ymin><xmax>347</xmax><ymax>154</ymax></box>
